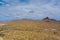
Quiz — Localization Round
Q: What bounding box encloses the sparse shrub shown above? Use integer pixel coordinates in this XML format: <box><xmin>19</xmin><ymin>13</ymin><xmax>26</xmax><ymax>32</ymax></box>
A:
<box><xmin>0</xmin><ymin>34</ymin><xmax>5</xmax><ymax>37</ymax></box>
<box><xmin>53</xmin><ymin>32</ymin><xmax>57</xmax><ymax>34</ymax></box>
<box><xmin>0</xmin><ymin>28</ymin><xmax>4</xmax><ymax>31</ymax></box>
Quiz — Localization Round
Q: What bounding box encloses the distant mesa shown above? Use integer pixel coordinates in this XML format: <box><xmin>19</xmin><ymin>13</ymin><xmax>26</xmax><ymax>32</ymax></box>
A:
<box><xmin>42</xmin><ymin>17</ymin><xmax>56</xmax><ymax>22</ymax></box>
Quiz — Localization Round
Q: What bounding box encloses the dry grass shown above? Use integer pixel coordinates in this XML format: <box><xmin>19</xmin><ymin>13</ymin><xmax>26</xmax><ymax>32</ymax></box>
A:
<box><xmin>4</xmin><ymin>20</ymin><xmax>60</xmax><ymax>29</ymax></box>
<box><xmin>3</xmin><ymin>30</ymin><xmax>60</xmax><ymax>40</ymax></box>
<box><xmin>0</xmin><ymin>20</ymin><xmax>60</xmax><ymax>40</ymax></box>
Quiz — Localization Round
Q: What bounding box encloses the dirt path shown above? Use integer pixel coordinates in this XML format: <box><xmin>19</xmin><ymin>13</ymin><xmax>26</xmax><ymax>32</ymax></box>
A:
<box><xmin>0</xmin><ymin>37</ymin><xmax>3</xmax><ymax>40</ymax></box>
<box><xmin>0</xmin><ymin>24</ymin><xmax>6</xmax><ymax>26</ymax></box>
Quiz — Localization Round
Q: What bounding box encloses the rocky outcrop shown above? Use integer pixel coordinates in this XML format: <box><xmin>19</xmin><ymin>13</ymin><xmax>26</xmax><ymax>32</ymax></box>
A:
<box><xmin>42</xmin><ymin>17</ymin><xmax>56</xmax><ymax>22</ymax></box>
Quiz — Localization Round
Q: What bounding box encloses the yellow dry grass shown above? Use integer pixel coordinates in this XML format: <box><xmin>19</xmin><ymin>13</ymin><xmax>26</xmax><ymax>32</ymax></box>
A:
<box><xmin>0</xmin><ymin>20</ymin><xmax>60</xmax><ymax>40</ymax></box>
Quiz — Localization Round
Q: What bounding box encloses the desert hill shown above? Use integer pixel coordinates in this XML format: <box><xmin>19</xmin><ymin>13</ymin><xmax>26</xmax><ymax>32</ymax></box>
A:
<box><xmin>0</xmin><ymin>17</ymin><xmax>60</xmax><ymax>40</ymax></box>
<box><xmin>4</xmin><ymin>17</ymin><xmax>60</xmax><ymax>29</ymax></box>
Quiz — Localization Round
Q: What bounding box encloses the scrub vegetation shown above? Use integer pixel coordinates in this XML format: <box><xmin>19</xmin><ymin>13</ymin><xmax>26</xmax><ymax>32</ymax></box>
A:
<box><xmin>0</xmin><ymin>18</ymin><xmax>60</xmax><ymax>40</ymax></box>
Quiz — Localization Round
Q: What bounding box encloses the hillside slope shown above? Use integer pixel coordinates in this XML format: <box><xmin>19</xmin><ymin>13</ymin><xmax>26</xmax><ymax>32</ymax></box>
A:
<box><xmin>0</xmin><ymin>19</ymin><xmax>60</xmax><ymax>40</ymax></box>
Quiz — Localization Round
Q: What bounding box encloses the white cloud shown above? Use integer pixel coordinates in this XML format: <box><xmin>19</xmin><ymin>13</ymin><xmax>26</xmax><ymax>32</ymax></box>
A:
<box><xmin>0</xmin><ymin>0</ymin><xmax>60</xmax><ymax>21</ymax></box>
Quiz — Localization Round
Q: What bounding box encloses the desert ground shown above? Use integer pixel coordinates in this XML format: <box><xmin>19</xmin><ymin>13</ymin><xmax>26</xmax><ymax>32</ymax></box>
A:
<box><xmin>0</xmin><ymin>18</ymin><xmax>60</xmax><ymax>40</ymax></box>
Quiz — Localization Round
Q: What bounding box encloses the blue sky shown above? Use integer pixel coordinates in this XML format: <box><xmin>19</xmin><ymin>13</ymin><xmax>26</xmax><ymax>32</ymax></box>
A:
<box><xmin>0</xmin><ymin>0</ymin><xmax>60</xmax><ymax>21</ymax></box>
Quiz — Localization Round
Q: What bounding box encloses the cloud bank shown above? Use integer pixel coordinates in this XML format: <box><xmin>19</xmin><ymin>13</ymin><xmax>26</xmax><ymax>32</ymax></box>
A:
<box><xmin>0</xmin><ymin>0</ymin><xmax>60</xmax><ymax>21</ymax></box>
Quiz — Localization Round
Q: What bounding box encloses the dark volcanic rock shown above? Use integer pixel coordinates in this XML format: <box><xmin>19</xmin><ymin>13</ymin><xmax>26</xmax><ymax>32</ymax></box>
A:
<box><xmin>42</xmin><ymin>17</ymin><xmax>56</xmax><ymax>22</ymax></box>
